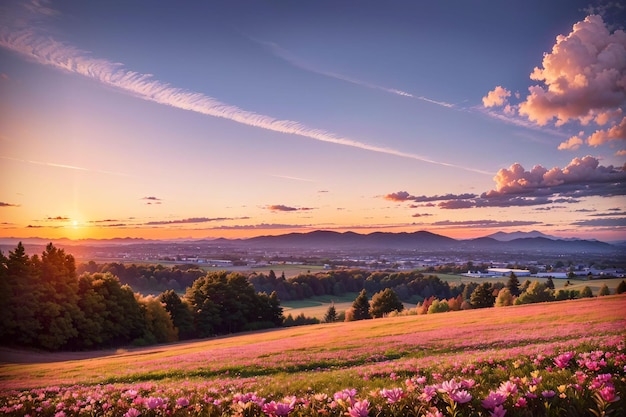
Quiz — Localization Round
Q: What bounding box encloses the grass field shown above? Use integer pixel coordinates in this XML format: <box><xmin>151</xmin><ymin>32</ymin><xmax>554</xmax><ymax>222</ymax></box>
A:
<box><xmin>1</xmin><ymin>295</ymin><xmax>625</xmax><ymax>415</ymax></box>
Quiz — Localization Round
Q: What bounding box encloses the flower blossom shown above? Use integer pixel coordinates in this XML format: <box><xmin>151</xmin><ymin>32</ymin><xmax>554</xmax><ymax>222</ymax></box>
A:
<box><xmin>490</xmin><ymin>405</ymin><xmax>507</xmax><ymax>417</ymax></box>
<box><xmin>482</xmin><ymin>391</ymin><xmax>506</xmax><ymax>409</ymax></box>
<box><xmin>380</xmin><ymin>388</ymin><xmax>405</xmax><ymax>404</ymax></box>
<box><xmin>124</xmin><ymin>408</ymin><xmax>141</xmax><ymax>417</ymax></box>
<box><xmin>449</xmin><ymin>389</ymin><xmax>472</xmax><ymax>404</ymax></box>
<box><xmin>347</xmin><ymin>399</ymin><xmax>370</xmax><ymax>417</ymax></box>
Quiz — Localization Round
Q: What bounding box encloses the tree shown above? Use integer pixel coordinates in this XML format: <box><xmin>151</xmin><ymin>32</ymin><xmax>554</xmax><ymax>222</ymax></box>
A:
<box><xmin>137</xmin><ymin>295</ymin><xmax>178</xmax><ymax>345</ymax></box>
<box><xmin>598</xmin><ymin>284</ymin><xmax>610</xmax><ymax>296</ymax></box>
<box><xmin>516</xmin><ymin>281</ymin><xmax>554</xmax><ymax>305</ymax></box>
<box><xmin>160</xmin><ymin>290</ymin><xmax>195</xmax><ymax>339</ymax></box>
<box><xmin>351</xmin><ymin>289</ymin><xmax>371</xmax><ymax>320</ymax></box>
<box><xmin>616</xmin><ymin>280</ymin><xmax>626</xmax><ymax>294</ymax></box>
<box><xmin>470</xmin><ymin>282</ymin><xmax>495</xmax><ymax>309</ymax></box>
<box><xmin>427</xmin><ymin>299</ymin><xmax>449</xmax><ymax>314</ymax></box>
<box><xmin>580</xmin><ymin>286</ymin><xmax>593</xmax><ymax>298</ymax></box>
<box><xmin>370</xmin><ymin>288</ymin><xmax>404</xmax><ymax>318</ymax></box>
<box><xmin>324</xmin><ymin>303</ymin><xmax>337</xmax><ymax>323</ymax></box>
<box><xmin>506</xmin><ymin>273</ymin><xmax>521</xmax><ymax>297</ymax></box>
<box><xmin>495</xmin><ymin>288</ymin><xmax>514</xmax><ymax>307</ymax></box>
<box><xmin>545</xmin><ymin>277</ymin><xmax>555</xmax><ymax>290</ymax></box>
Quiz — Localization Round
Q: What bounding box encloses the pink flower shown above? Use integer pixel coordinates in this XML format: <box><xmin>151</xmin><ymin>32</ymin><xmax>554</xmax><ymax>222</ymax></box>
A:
<box><xmin>347</xmin><ymin>400</ymin><xmax>370</xmax><ymax>417</ymax></box>
<box><xmin>419</xmin><ymin>386</ymin><xmax>437</xmax><ymax>402</ymax></box>
<box><xmin>262</xmin><ymin>400</ymin><xmax>294</xmax><ymax>416</ymax></box>
<box><xmin>124</xmin><ymin>408</ymin><xmax>141</xmax><ymax>417</ymax></box>
<box><xmin>490</xmin><ymin>405</ymin><xmax>507</xmax><ymax>417</ymax></box>
<box><xmin>176</xmin><ymin>397</ymin><xmax>189</xmax><ymax>407</ymax></box>
<box><xmin>542</xmin><ymin>390</ymin><xmax>555</xmax><ymax>398</ymax></box>
<box><xmin>514</xmin><ymin>397</ymin><xmax>527</xmax><ymax>408</ymax></box>
<box><xmin>439</xmin><ymin>379</ymin><xmax>461</xmax><ymax>394</ymax></box>
<box><xmin>482</xmin><ymin>391</ymin><xmax>506</xmax><ymax>409</ymax></box>
<box><xmin>497</xmin><ymin>381</ymin><xmax>518</xmax><ymax>397</ymax></box>
<box><xmin>599</xmin><ymin>386</ymin><xmax>620</xmax><ymax>403</ymax></box>
<box><xmin>449</xmin><ymin>389</ymin><xmax>472</xmax><ymax>404</ymax></box>
<box><xmin>380</xmin><ymin>388</ymin><xmax>405</xmax><ymax>404</ymax></box>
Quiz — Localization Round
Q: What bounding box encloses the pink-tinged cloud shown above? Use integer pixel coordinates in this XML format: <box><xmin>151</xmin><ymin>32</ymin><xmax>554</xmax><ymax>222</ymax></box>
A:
<box><xmin>518</xmin><ymin>15</ymin><xmax>626</xmax><ymax>126</ymax></box>
<box><xmin>144</xmin><ymin>217</ymin><xmax>244</xmax><ymax>226</ymax></box>
<box><xmin>384</xmin><ymin>192</ymin><xmax>477</xmax><ymax>202</ymax></box>
<box><xmin>432</xmin><ymin>220</ymin><xmax>541</xmax><ymax>228</ymax></box>
<box><xmin>267</xmin><ymin>205</ymin><xmax>314</xmax><ymax>212</ymax></box>
<box><xmin>411</xmin><ymin>213</ymin><xmax>433</xmax><ymax>218</ymax></box>
<box><xmin>389</xmin><ymin>156</ymin><xmax>625</xmax><ymax>209</ymax></box>
<box><xmin>558</xmin><ymin>135</ymin><xmax>584</xmax><ymax>150</ymax></box>
<box><xmin>46</xmin><ymin>216</ymin><xmax>69</xmax><ymax>221</ymax></box>
<box><xmin>482</xmin><ymin>86</ymin><xmax>511</xmax><ymax>107</ymax></box>
<box><xmin>0</xmin><ymin>201</ymin><xmax>18</xmax><ymax>207</ymax></box>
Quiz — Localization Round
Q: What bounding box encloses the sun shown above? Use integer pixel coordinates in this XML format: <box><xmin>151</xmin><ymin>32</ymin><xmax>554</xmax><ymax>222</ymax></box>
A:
<box><xmin>72</xmin><ymin>220</ymin><xmax>79</xmax><ymax>227</ymax></box>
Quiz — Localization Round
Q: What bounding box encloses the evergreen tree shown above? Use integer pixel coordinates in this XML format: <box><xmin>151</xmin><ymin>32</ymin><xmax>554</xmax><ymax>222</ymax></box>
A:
<box><xmin>351</xmin><ymin>289</ymin><xmax>371</xmax><ymax>320</ymax></box>
<box><xmin>616</xmin><ymin>280</ymin><xmax>626</xmax><ymax>294</ymax></box>
<box><xmin>598</xmin><ymin>284</ymin><xmax>610</xmax><ymax>296</ymax></box>
<box><xmin>470</xmin><ymin>282</ymin><xmax>495</xmax><ymax>309</ymax></box>
<box><xmin>370</xmin><ymin>288</ymin><xmax>404</xmax><ymax>318</ymax></box>
<box><xmin>160</xmin><ymin>290</ymin><xmax>196</xmax><ymax>339</ymax></box>
<box><xmin>545</xmin><ymin>277</ymin><xmax>555</xmax><ymax>290</ymax></box>
<box><xmin>506</xmin><ymin>273</ymin><xmax>521</xmax><ymax>297</ymax></box>
<box><xmin>580</xmin><ymin>286</ymin><xmax>593</xmax><ymax>298</ymax></box>
<box><xmin>324</xmin><ymin>303</ymin><xmax>337</xmax><ymax>323</ymax></box>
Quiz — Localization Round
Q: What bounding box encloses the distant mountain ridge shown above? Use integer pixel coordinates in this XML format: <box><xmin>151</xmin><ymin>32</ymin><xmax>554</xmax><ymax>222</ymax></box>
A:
<box><xmin>0</xmin><ymin>230</ymin><xmax>621</xmax><ymax>255</ymax></box>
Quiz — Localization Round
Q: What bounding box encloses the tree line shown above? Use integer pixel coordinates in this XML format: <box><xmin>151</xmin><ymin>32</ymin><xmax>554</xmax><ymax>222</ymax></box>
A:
<box><xmin>0</xmin><ymin>243</ymin><xmax>282</xmax><ymax>351</ymax></box>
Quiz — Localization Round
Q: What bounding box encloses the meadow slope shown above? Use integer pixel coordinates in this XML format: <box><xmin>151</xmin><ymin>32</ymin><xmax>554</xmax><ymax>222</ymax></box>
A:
<box><xmin>1</xmin><ymin>296</ymin><xmax>624</xmax><ymax>392</ymax></box>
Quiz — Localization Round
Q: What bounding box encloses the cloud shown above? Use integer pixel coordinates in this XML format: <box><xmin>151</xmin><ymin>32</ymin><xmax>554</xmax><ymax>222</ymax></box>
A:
<box><xmin>388</xmin><ymin>156</ymin><xmax>625</xmax><ymax>209</ymax></box>
<box><xmin>571</xmin><ymin>218</ymin><xmax>626</xmax><ymax>227</ymax></box>
<box><xmin>142</xmin><ymin>196</ymin><xmax>162</xmax><ymax>205</ymax></box>
<box><xmin>0</xmin><ymin>6</ymin><xmax>487</xmax><ymax>176</ymax></box>
<box><xmin>557</xmin><ymin>135</ymin><xmax>584</xmax><ymax>150</ymax></box>
<box><xmin>211</xmin><ymin>223</ymin><xmax>305</xmax><ymax>230</ymax></box>
<box><xmin>46</xmin><ymin>216</ymin><xmax>69</xmax><ymax>221</ymax></box>
<box><xmin>256</xmin><ymin>39</ymin><xmax>455</xmax><ymax>108</ymax></box>
<box><xmin>267</xmin><ymin>205</ymin><xmax>314</xmax><ymax>212</ymax></box>
<box><xmin>411</xmin><ymin>213</ymin><xmax>433</xmax><ymax>218</ymax></box>
<box><xmin>0</xmin><ymin>155</ymin><xmax>129</xmax><ymax>176</ymax></box>
<box><xmin>144</xmin><ymin>217</ymin><xmax>242</xmax><ymax>225</ymax></box>
<box><xmin>432</xmin><ymin>219</ymin><xmax>541</xmax><ymax>228</ymax></box>
<box><xmin>0</xmin><ymin>201</ymin><xmax>18</xmax><ymax>207</ymax></box>
<box><xmin>482</xmin><ymin>86</ymin><xmax>511</xmax><ymax>107</ymax></box>
<box><xmin>484</xmin><ymin>15</ymin><xmax>626</xmax><ymax>151</ymax></box>
<box><xmin>384</xmin><ymin>191</ymin><xmax>477</xmax><ymax>202</ymax></box>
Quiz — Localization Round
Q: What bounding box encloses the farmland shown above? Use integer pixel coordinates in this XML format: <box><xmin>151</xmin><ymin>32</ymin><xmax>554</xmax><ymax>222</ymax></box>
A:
<box><xmin>1</xmin><ymin>295</ymin><xmax>625</xmax><ymax>416</ymax></box>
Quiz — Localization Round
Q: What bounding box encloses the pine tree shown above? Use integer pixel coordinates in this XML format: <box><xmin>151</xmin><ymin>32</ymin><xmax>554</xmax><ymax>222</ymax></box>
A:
<box><xmin>351</xmin><ymin>289</ymin><xmax>371</xmax><ymax>320</ymax></box>
<box><xmin>616</xmin><ymin>280</ymin><xmax>626</xmax><ymax>294</ymax></box>
<box><xmin>470</xmin><ymin>282</ymin><xmax>495</xmax><ymax>309</ymax></box>
<box><xmin>506</xmin><ymin>273</ymin><xmax>521</xmax><ymax>297</ymax></box>
<box><xmin>598</xmin><ymin>284</ymin><xmax>610</xmax><ymax>296</ymax></box>
<box><xmin>324</xmin><ymin>303</ymin><xmax>337</xmax><ymax>323</ymax></box>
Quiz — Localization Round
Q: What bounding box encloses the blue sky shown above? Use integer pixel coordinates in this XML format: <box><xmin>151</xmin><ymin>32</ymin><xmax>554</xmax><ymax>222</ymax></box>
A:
<box><xmin>0</xmin><ymin>0</ymin><xmax>625</xmax><ymax>241</ymax></box>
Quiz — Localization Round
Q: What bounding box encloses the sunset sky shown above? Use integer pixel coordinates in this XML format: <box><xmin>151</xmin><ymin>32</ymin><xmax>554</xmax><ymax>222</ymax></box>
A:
<box><xmin>1</xmin><ymin>0</ymin><xmax>625</xmax><ymax>242</ymax></box>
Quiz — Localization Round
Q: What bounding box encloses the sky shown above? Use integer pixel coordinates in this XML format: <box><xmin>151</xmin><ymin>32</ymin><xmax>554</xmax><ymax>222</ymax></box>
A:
<box><xmin>0</xmin><ymin>0</ymin><xmax>625</xmax><ymax>242</ymax></box>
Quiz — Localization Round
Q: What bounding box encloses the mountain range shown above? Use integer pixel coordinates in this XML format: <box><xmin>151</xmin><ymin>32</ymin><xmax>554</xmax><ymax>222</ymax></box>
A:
<box><xmin>0</xmin><ymin>230</ymin><xmax>622</xmax><ymax>255</ymax></box>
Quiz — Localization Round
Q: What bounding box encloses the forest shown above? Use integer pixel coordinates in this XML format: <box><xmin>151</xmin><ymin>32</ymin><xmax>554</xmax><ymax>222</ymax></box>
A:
<box><xmin>3</xmin><ymin>243</ymin><xmax>624</xmax><ymax>352</ymax></box>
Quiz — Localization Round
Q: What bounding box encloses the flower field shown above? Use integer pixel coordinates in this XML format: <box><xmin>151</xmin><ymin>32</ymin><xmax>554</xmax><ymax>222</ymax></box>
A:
<box><xmin>1</xmin><ymin>295</ymin><xmax>625</xmax><ymax>416</ymax></box>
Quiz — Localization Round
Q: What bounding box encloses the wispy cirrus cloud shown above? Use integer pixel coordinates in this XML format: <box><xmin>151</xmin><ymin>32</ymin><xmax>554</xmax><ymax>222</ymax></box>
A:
<box><xmin>144</xmin><ymin>217</ymin><xmax>247</xmax><ymax>226</ymax></box>
<box><xmin>0</xmin><ymin>4</ymin><xmax>489</xmax><ymax>174</ymax></box>
<box><xmin>0</xmin><ymin>155</ymin><xmax>129</xmax><ymax>176</ymax></box>
<box><xmin>256</xmin><ymin>39</ymin><xmax>455</xmax><ymax>108</ymax></box>
<box><xmin>432</xmin><ymin>219</ymin><xmax>542</xmax><ymax>228</ymax></box>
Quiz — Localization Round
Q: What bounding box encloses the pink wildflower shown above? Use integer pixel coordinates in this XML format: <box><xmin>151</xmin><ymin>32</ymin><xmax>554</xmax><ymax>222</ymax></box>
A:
<box><xmin>347</xmin><ymin>399</ymin><xmax>370</xmax><ymax>417</ymax></box>
<box><xmin>419</xmin><ymin>386</ymin><xmax>437</xmax><ymax>402</ymax></box>
<box><xmin>449</xmin><ymin>389</ymin><xmax>472</xmax><ymax>404</ymax></box>
<box><xmin>497</xmin><ymin>381</ymin><xmax>518</xmax><ymax>397</ymax></box>
<box><xmin>599</xmin><ymin>386</ymin><xmax>620</xmax><ymax>403</ymax></box>
<box><xmin>490</xmin><ymin>405</ymin><xmax>507</xmax><ymax>417</ymax></box>
<box><xmin>514</xmin><ymin>397</ymin><xmax>527</xmax><ymax>408</ymax></box>
<box><xmin>424</xmin><ymin>410</ymin><xmax>443</xmax><ymax>417</ymax></box>
<box><xmin>380</xmin><ymin>388</ymin><xmax>405</xmax><ymax>404</ymax></box>
<box><xmin>124</xmin><ymin>408</ymin><xmax>141</xmax><ymax>417</ymax></box>
<box><xmin>482</xmin><ymin>391</ymin><xmax>506</xmax><ymax>410</ymax></box>
<box><xmin>176</xmin><ymin>397</ymin><xmax>189</xmax><ymax>407</ymax></box>
<box><xmin>438</xmin><ymin>379</ymin><xmax>461</xmax><ymax>393</ymax></box>
<box><xmin>542</xmin><ymin>390</ymin><xmax>556</xmax><ymax>398</ymax></box>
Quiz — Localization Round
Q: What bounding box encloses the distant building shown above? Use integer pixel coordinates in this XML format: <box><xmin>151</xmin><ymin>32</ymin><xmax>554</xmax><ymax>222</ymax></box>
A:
<box><xmin>487</xmin><ymin>268</ymin><xmax>531</xmax><ymax>277</ymax></box>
